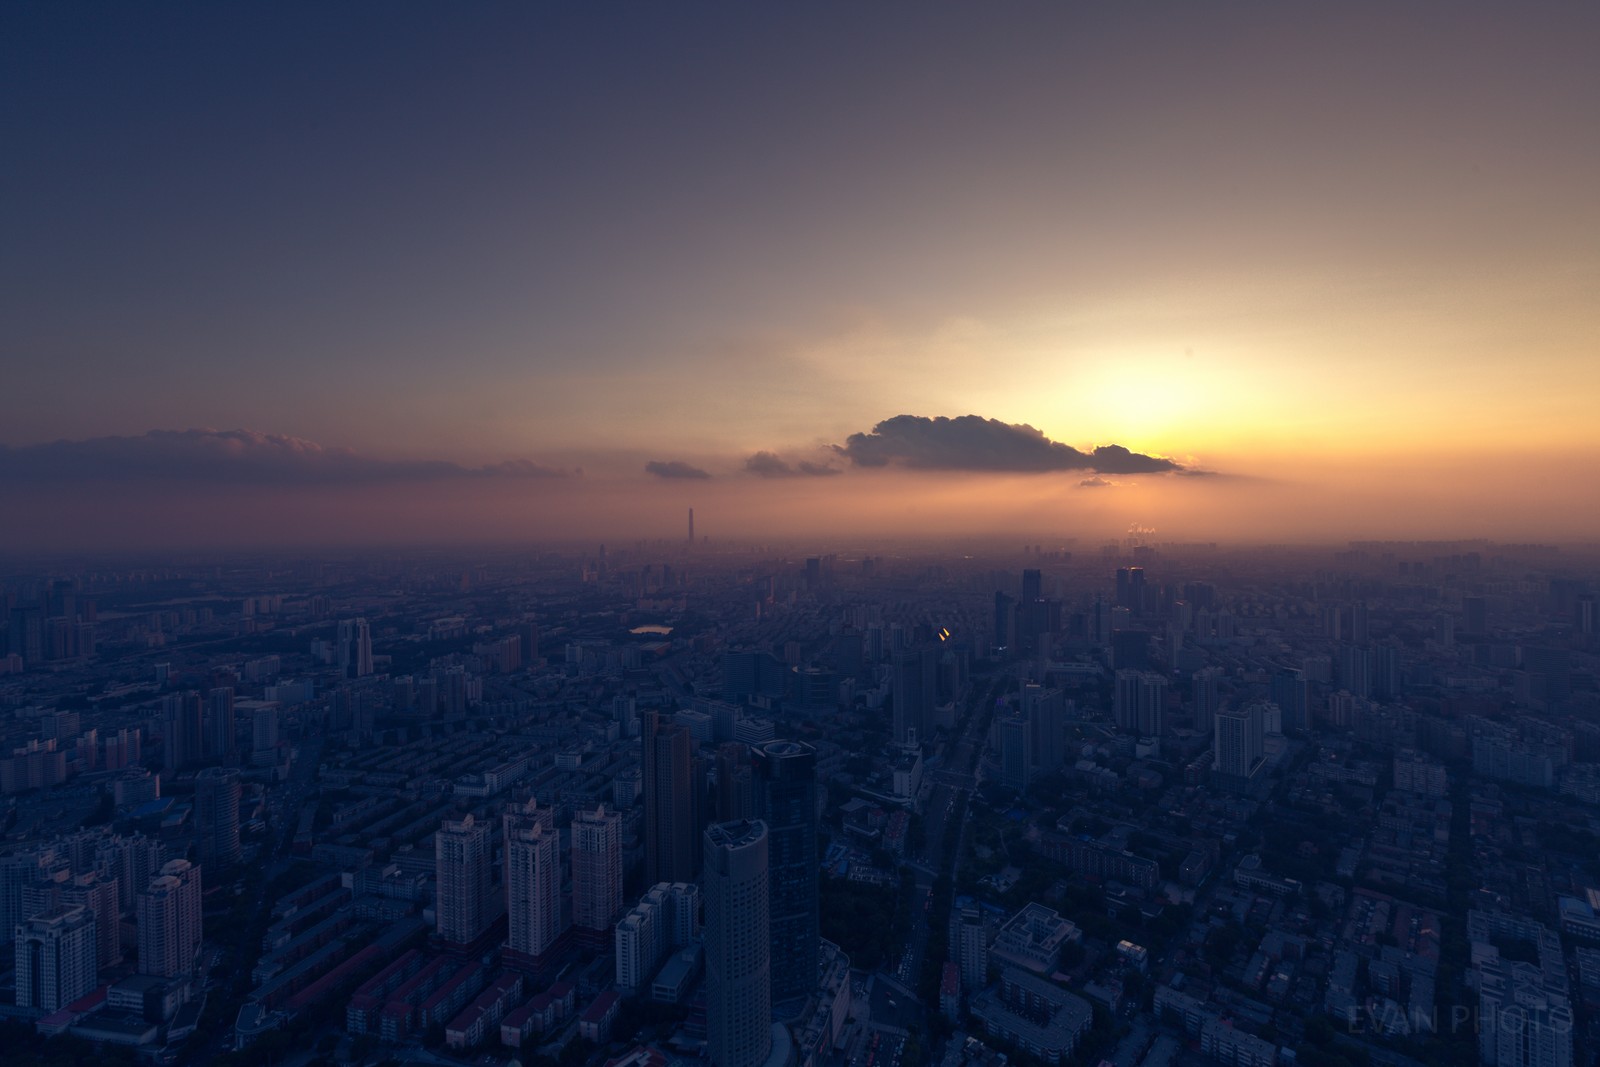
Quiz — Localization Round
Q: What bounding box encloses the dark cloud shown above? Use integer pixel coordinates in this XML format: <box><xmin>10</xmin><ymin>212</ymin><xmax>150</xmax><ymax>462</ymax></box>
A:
<box><xmin>0</xmin><ymin>429</ymin><xmax>576</xmax><ymax>485</ymax></box>
<box><xmin>744</xmin><ymin>451</ymin><xmax>842</xmax><ymax>478</ymax></box>
<box><xmin>1079</xmin><ymin>477</ymin><xmax>1114</xmax><ymax>488</ymax></box>
<box><xmin>836</xmin><ymin>415</ymin><xmax>1183</xmax><ymax>475</ymax></box>
<box><xmin>644</xmin><ymin>460</ymin><xmax>711</xmax><ymax>480</ymax></box>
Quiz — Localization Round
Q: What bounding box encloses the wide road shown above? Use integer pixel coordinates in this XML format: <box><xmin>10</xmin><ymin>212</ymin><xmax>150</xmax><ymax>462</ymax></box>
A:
<box><xmin>893</xmin><ymin>676</ymin><xmax>1004</xmax><ymax>996</ymax></box>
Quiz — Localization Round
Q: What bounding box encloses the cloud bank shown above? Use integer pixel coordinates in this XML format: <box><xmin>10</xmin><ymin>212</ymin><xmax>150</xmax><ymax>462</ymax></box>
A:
<box><xmin>0</xmin><ymin>429</ymin><xmax>575</xmax><ymax>485</ymax></box>
<box><xmin>744</xmin><ymin>451</ymin><xmax>842</xmax><ymax>478</ymax></box>
<box><xmin>644</xmin><ymin>460</ymin><xmax>712</xmax><ymax>480</ymax></box>
<box><xmin>836</xmin><ymin>415</ymin><xmax>1183</xmax><ymax>474</ymax></box>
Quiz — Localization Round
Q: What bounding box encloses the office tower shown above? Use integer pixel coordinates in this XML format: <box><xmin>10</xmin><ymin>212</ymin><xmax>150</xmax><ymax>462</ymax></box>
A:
<box><xmin>1214</xmin><ymin>704</ymin><xmax>1264</xmax><ymax>779</ymax></box>
<box><xmin>571</xmin><ymin>806</ymin><xmax>622</xmax><ymax>935</ymax></box>
<box><xmin>703</xmin><ymin>820</ymin><xmax>771</xmax><ymax>1067</ymax></box>
<box><xmin>1021</xmin><ymin>569</ymin><xmax>1042</xmax><ymax>604</ymax></box>
<box><xmin>1022</xmin><ymin>685</ymin><xmax>1067</xmax><ymax>774</ymax></box>
<box><xmin>355</xmin><ymin>618</ymin><xmax>373</xmax><ymax>677</ymax></box>
<box><xmin>15</xmin><ymin>905</ymin><xmax>98</xmax><ymax>1011</ymax></box>
<box><xmin>752</xmin><ymin>741</ymin><xmax>818</xmax><ymax>1003</ymax></box>
<box><xmin>520</xmin><ymin>618</ymin><xmax>541</xmax><ymax>663</ymax></box>
<box><xmin>193</xmin><ymin>767</ymin><xmax>242</xmax><ymax>869</ymax></box>
<box><xmin>204</xmin><ymin>687</ymin><xmax>235</xmax><ymax>762</ymax></box>
<box><xmin>161</xmin><ymin>692</ymin><xmax>202</xmax><ymax>772</ymax></box>
<box><xmin>688</xmin><ymin>507</ymin><xmax>695</xmax><ymax>544</ymax></box>
<box><xmin>1116</xmin><ymin>567</ymin><xmax>1146</xmax><ymax>614</ymax></box>
<box><xmin>716</xmin><ymin>743</ymin><xmax>755</xmax><ymax>822</ymax></box>
<box><xmin>505</xmin><ymin>806</ymin><xmax>564</xmax><ymax>958</ymax></box>
<box><xmin>1110</xmin><ymin>628</ymin><xmax>1150</xmax><ymax>670</ymax></box>
<box><xmin>1191</xmin><ymin>667</ymin><xmax>1221</xmax><ymax>736</ymax></box>
<box><xmin>891</xmin><ymin>647</ymin><xmax>937</xmax><ymax>746</ymax></box>
<box><xmin>993</xmin><ymin>592</ymin><xmax>1015</xmax><ymax>652</ymax></box>
<box><xmin>137</xmin><ymin>859</ymin><xmax>201</xmax><ymax>977</ymax></box>
<box><xmin>997</xmin><ymin>715</ymin><xmax>1032</xmax><ymax>791</ymax></box>
<box><xmin>1464</xmin><ymin>596</ymin><xmax>1488</xmax><ymax>635</ymax></box>
<box><xmin>435</xmin><ymin>813</ymin><xmax>492</xmax><ymax>945</ymax></box>
<box><xmin>722</xmin><ymin>650</ymin><xmax>786</xmax><ymax>703</ymax></box>
<box><xmin>337</xmin><ymin>619</ymin><xmax>356</xmax><ymax>674</ymax></box>
<box><xmin>642</xmin><ymin>712</ymin><xmax>697</xmax><ymax>885</ymax></box>
<box><xmin>1270</xmin><ymin>669</ymin><xmax>1309</xmax><ymax>733</ymax></box>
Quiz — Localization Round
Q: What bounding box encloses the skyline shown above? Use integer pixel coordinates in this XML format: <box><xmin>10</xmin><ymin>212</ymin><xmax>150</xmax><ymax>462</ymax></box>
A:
<box><xmin>3</xmin><ymin>5</ymin><xmax>1598</xmax><ymax>548</ymax></box>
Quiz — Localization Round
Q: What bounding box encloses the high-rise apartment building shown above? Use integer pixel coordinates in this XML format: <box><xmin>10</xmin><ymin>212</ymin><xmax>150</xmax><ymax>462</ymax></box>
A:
<box><xmin>570</xmin><ymin>805</ymin><xmax>622</xmax><ymax>935</ymax></box>
<box><xmin>137</xmin><ymin>859</ymin><xmax>202</xmax><ymax>977</ymax></box>
<box><xmin>1114</xmin><ymin>670</ymin><xmax>1166</xmax><ymax>736</ymax></box>
<box><xmin>752</xmin><ymin>740</ymin><xmax>818</xmax><ymax>1003</ymax></box>
<box><xmin>504</xmin><ymin>805</ymin><xmax>564</xmax><ymax>958</ymax></box>
<box><xmin>1214</xmin><ymin>703</ymin><xmax>1264</xmax><ymax>779</ymax></box>
<box><xmin>61</xmin><ymin>873</ymin><xmax>121</xmax><ymax>969</ymax></box>
<box><xmin>435</xmin><ymin>813</ymin><xmax>492</xmax><ymax>945</ymax></box>
<box><xmin>15</xmin><ymin>905</ymin><xmax>98</xmax><ymax>1011</ymax></box>
<box><xmin>704</xmin><ymin>820</ymin><xmax>771</xmax><ymax>1067</ymax></box>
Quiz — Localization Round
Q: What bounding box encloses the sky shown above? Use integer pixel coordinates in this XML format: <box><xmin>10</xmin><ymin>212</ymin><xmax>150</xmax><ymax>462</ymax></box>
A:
<box><xmin>2</xmin><ymin>4</ymin><xmax>1597</xmax><ymax>549</ymax></box>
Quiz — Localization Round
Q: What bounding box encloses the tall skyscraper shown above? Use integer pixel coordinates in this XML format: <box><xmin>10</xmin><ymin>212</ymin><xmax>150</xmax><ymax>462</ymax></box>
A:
<box><xmin>703</xmin><ymin>820</ymin><xmax>771</xmax><ymax>1067</ymax></box>
<box><xmin>1114</xmin><ymin>670</ymin><xmax>1167</xmax><ymax>736</ymax></box>
<box><xmin>137</xmin><ymin>859</ymin><xmax>201</xmax><ymax>977</ymax></box>
<box><xmin>1023</xmin><ymin>685</ymin><xmax>1067</xmax><ymax>774</ymax></box>
<box><xmin>205</xmin><ymin>686</ymin><xmax>235</xmax><ymax>762</ymax></box>
<box><xmin>15</xmin><ymin>905</ymin><xmax>98</xmax><ymax>1011</ymax></box>
<box><xmin>993</xmin><ymin>591</ymin><xmax>1016</xmax><ymax>652</ymax></box>
<box><xmin>997</xmin><ymin>714</ymin><xmax>1032</xmax><ymax>791</ymax></box>
<box><xmin>1191</xmin><ymin>667</ymin><xmax>1221</xmax><ymax>735</ymax></box>
<box><xmin>193</xmin><ymin>767</ymin><xmax>242</xmax><ymax>869</ymax></box>
<box><xmin>435</xmin><ymin>813</ymin><xmax>492</xmax><ymax>946</ymax></box>
<box><xmin>891</xmin><ymin>647</ymin><xmax>937</xmax><ymax>746</ymax></box>
<box><xmin>688</xmin><ymin>507</ymin><xmax>695</xmax><ymax>544</ymax></box>
<box><xmin>1270</xmin><ymin>669</ymin><xmax>1309</xmax><ymax>733</ymax></box>
<box><xmin>752</xmin><ymin>740</ymin><xmax>818</xmax><ymax>1003</ymax></box>
<box><xmin>61</xmin><ymin>873</ymin><xmax>121</xmax><ymax>969</ymax></box>
<box><xmin>354</xmin><ymin>618</ymin><xmax>374</xmax><ymax>677</ymax></box>
<box><xmin>715</xmin><ymin>742</ymin><xmax>755</xmax><ymax>822</ymax></box>
<box><xmin>251</xmin><ymin>705</ymin><xmax>279</xmax><ymax>764</ymax></box>
<box><xmin>642</xmin><ymin>711</ymin><xmax>698</xmax><ymax>885</ymax></box>
<box><xmin>161</xmin><ymin>692</ymin><xmax>203</xmax><ymax>773</ymax></box>
<box><xmin>1214</xmin><ymin>703</ymin><xmax>1265</xmax><ymax>779</ymax></box>
<box><xmin>504</xmin><ymin>804</ymin><xmax>564</xmax><ymax>958</ymax></box>
<box><xmin>571</xmin><ymin>805</ymin><xmax>622</xmax><ymax>935</ymax></box>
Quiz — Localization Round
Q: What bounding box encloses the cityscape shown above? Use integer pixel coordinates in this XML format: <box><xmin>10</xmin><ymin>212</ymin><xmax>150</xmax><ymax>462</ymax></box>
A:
<box><xmin>3</xmin><ymin>538</ymin><xmax>1600</xmax><ymax>1067</ymax></box>
<box><xmin>3</xmin><ymin>5</ymin><xmax>1599</xmax><ymax>1067</ymax></box>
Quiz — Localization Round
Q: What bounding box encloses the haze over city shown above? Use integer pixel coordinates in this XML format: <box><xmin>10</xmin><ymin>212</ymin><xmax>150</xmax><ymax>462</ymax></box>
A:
<box><xmin>4</xmin><ymin>4</ymin><xmax>1598</xmax><ymax>549</ymax></box>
